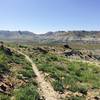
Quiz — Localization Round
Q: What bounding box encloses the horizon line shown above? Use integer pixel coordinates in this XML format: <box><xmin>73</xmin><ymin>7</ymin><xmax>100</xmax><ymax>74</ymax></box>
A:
<box><xmin>0</xmin><ymin>29</ymin><xmax>100</xmax><ymax>34</ymax></box>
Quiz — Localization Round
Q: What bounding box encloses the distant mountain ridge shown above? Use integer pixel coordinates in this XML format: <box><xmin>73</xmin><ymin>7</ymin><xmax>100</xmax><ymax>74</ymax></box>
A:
<box><xmin>0</xmin><ymin>31</ymin><xmax>35</xmax><ymax>40</ymax></box>
<box><xmin>0</xmin><ymin>30</ymin><xmax>100</xmax><ymax>43</ymax></box>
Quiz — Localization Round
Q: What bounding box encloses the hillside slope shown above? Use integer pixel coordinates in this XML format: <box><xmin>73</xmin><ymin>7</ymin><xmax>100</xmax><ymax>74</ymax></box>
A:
<box><xmin>0</xmin><ymin>31</ymin><xmax>35</xmax><ymax>41</ymax></box>
<box><xmin>0</xmin><ymin>30</ymin><xmax>100</xmax><ymax>44</ymax></box>
<box><xmin>18</xmin><ymin>45</ymin><xmax>100</xmax><ymax>100</ymax></box>
<box><xmin>0</xmin><ymin>45</ymin><xmax>40</xmax><ymax>100</ymax></box>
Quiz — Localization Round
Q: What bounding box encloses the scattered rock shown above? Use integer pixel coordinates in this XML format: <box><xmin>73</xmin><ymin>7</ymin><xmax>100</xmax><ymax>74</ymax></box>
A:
<box><xmin>94</xmin><ymin>55</ymin><xmax>100</xmax><ymax>60</ymax></box>
<box><xmin>79</xmin><ymin>89</ymin><xmax>87</xmax><ymax>95</ymax></box>
<box><xmin>0</xmin><ymin>83</ymin><xmax>11</xmax><ymax>95</ymax></box>
<box><xmin>0</xmin><ymin>42</ymin><xmax>12</xmax><ymax>55</ymax></box>
<box><xmin>0</xmin><ymin>75</ymin><xmax>4</xmax><ymax>81</ymax></box>
<box><xmin>36</xmin><ymin>47</ymin><xmax>48</xmax><ymax>54</ymax></box>
<box><xmin>40</xmin><ymin>96</ymin><xmax>45</xmax><ymax>100</ymax></box>
<box><xmin>4</xmin><ymin>48</ymin><xmax>12</xmax><ymax>55</ymax></box>
<box><xmin>0</xmin><ymin>41</ymin><xmax>4</xmax><ymax>50</ymax></box>
<box><xmin>64</xmin><ymin>50</ymin><xmax>82</xmax><ymax>57</ymax></box>
<box><xmin>64</xmin><ymin>44</ymin><xmax>72</xmax><ymax>49</ymax></box>
<box><xmin>94</xmin><ymin>96</ymin><xmax>100</xmax><ymax>100</ymax></box>
<box><xmin>0</xmin><ymin>84</ymin><xmax>7</xmax><ymax>91</ymax></box>
<box><xmin>74</xmin><ymin>92</ymin><xmax>83</xmax><ymax>97</ymax></box>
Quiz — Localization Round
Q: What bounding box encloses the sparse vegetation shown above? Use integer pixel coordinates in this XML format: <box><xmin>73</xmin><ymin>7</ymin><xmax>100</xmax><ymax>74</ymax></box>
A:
<box><xmin>24</xmin><ymin>46</ymin><xmax>100</xmax><ymax>99</ymax></box>
<box><xmin>0</xmin><ymin>46</ymin><xmax>40</xmax><ymax>100</ymax></box>
<box><xmin>0</xmin><ymin>43</ymin><xmax>100</xmax><ymax>100</ymax></box>
<box><xmin>14</xmin><ymin>83</ymin><xmax>40</xmax><ymax>100</ymax></box>
<box><xmin>0</xmin><ymin>93</ymin><xmax>10</xmax><ymax>100</ymax></box>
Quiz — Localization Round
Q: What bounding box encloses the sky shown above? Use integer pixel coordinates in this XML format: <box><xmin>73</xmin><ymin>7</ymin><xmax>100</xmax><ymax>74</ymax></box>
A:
<box><xmin>0</xmin><ymin>0</ymin><xmax>100</xmax><ymax>34</ymax></box>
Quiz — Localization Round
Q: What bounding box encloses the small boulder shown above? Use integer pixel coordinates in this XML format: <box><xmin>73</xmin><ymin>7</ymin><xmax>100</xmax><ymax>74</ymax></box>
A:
<box><xmin>4</xmin><ymin>48</ymin><xmax>12</xmax><ymax>55</ymax></box>
<box><xmin>94</xmin><ymin>96</ymin><xmax>100</xmax><ymax>100</ymax></box>
<box><xmin>0</xmin><ymin>41</ymin><xmax>4</xmax><ymax>50</ymax></box>
<box><xmin>37</xmin><ymin>47</ymin><xmax>48</xmax><ymax>54</ymax></box>
<box><xmin>64</xmin><ymin>44</ymin><xmax>72</xmax><ymax>49</ymax></box>
<box><xmin>64</xmin><ymin>50</ymin><xmax>83</xmax><ymax>57</ymax></box>
<box><xmin>0</xmin><ymin>84</ymin><xmax>7</xmax><ymax>91</ymax></box>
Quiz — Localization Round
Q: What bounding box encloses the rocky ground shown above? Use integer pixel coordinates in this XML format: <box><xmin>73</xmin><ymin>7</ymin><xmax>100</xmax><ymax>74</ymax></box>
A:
<box><xmin>15</xmin><ymin>44</ymin><xmax>100</xmax><ymax>100</ymax></box>
<box><xmin>0</xmin><ymin>43</ymin><xmax>100</xmax><ymax>100</ymax></box>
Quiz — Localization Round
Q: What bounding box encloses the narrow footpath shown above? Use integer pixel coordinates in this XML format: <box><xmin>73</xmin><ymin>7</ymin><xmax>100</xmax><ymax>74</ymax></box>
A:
<box><xmin>17</xmin><ymin>50</ymin><xmax>60</xmax><ymax>100</ymax></box>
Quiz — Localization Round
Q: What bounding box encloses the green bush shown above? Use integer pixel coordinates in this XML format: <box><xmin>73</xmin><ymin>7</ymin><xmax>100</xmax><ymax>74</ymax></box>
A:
<box><xmin>52</xmin><ymin>80</ymin><xmax>65</xmax><ymax>93</ymax></box>
<box><xmin>0</xmin><ymin>64</ymin><xmax>9</xmax><ymax>74</ymax></box>
<box><xmin>12</xmin><ymin>55</ymin><xmax>25</xmax><ymax>64</ymax></box>
<box><xmin>19</xmin><ymin>69</ymin><xmax>35</xmax><ymax>78</ymax></box>
<box><xmin>15</xmin><ymin>84</ymin><xmax>40</xmax><ymax>100</ymax></box>
<box><xmin>46</xmin><ymin>55</ymin><xmax>58</xmax><ymax>61</ymax></box>
<box><xmin>68</xmin><ymin>84</ymin><xmax>88</xmax><ymax>95</ymax></box>
<box><xmin>0</xmin><ymin>93</ymin><xmax>10</xmax><ymax>100</ymax></box>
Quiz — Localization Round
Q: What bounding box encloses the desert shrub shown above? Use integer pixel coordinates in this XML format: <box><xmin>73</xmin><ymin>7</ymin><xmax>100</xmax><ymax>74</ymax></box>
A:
<box><xmin>68</xmin><ymin>83</ymin><xmax>88</xmax><ymax>95</ymax></box>
<box><xmin>0</xmin><ymin>64</ymin><xmax>9</xmax><ymax>74</ymax></box>
<box><xmin>46</xmin><ymin>54</ymin><xmax>58</xmax><ymax>61</ymax></box>
<box><xmin>0</xmin><ymin>94</ymin><xmax>10</xmax><ymax>100</ymax></box>
<box><xmin>92</xmin><ymin>81</ymin><xmax>100</xmax><ymax>89</ymax></box>
<box><xmin>19</xmin><ymin>45</ymin><xmax>27</xmax><ymax>48</ymax></box>
<box><xmin>19</xmin><ymin>69</ymin><xmax>35</xmax><ymax>78</ymax></box>
<box><xmin>15</xmin><ymin>84</ymin><xmax>40</xmax><ymax>100</ymax></box>
<box><xmin>11</xmin><ymin>55</ymin><xmax>25</xmax><ymax>64</ymax></box>
<box><xmin>18</xmin><ymin>60</ymin><xmax>36</xmax><ymax>79</ymax></box>
<box><xmin>52</xmin><ymin>80</ymin><xmax>65</xmax><ymax>93</ymax></box>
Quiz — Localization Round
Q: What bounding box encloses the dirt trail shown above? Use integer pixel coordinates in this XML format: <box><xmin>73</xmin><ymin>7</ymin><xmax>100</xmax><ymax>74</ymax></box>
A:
<box><xmin>10</xmin><ymin>48</ymin><xmax>100</xmax><ymax>100</ymax></box>
<box><xmin>16</xmin><ymin>50</ymin><xmax>60</xmax><ymax>100</ymax></box>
